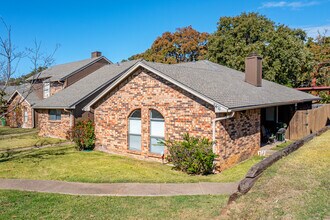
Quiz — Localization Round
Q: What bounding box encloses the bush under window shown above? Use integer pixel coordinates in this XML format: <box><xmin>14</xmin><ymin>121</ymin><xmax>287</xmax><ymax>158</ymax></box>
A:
<box><xmin>164</xmin><ymin>134</ymin><xmax>216</xmax><ymax>175</ymax></box>
<box><xmin>68</xmin><ymin>120</ymin><xmax>95</xmax><ymax>151</ymax></box>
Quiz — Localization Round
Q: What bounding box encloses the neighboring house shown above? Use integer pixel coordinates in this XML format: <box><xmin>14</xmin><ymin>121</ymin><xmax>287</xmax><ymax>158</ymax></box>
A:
<box><xmin>33</xmin><ymin>60</ymin><xmax>139</xmax><ymax>138</ymax></box>
<box><xmin>4</xmin><ymin>84</ymin><xmax>41</xmax><ymax>128</ymax></box>
<box><xmin>5</xmin><ymin>52</ymin><xmax>111</xmax><ymax>128</ymax></box>
<box><xmin>80</xmin><ymin>55</ymin><xmax>319</xmax><ymax>170</ymax></box>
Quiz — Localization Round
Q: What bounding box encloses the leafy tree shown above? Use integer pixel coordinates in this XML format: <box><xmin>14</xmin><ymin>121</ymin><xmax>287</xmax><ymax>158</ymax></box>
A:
<box><xmin>207</xmin><ymin>12</ymin><xmax>313</xmax><ymax>87</ymax></box>
<box><xmin>7</xmin><ymin>66</ymin><xmax>47</xmax><ymax>86</ymax></box>
<box><xmin>129</xmin><ymin>26</ymin><xmax>209</xmax><ymax>64</ymax></box>
<box><xmin>306</xmin><ymin>34</ymin><xmax>330</xmax><ymax>86</ymax></box>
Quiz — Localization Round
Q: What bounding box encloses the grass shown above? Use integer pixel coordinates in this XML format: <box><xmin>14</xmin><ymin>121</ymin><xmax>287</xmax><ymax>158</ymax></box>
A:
<box><xmin>0</xmin><ymin>133</ymin><xmax>67</xmax><ymax>150</ymax></box>
<box><xmin>224</xmin><ymin>130</ymin><xmax>330</xmax><ymax>220</ymax></box>
<box><xmin>0</xmin><ymin>144</ymin><xmax>263</xmax><ymax>183</ymax></box>
<box><xmin>0</xmin><ymin>190</ymin><xmax>228</xmax><ymax>220</ymax></box>
<box><xmin>271</xmin><ymin>140</ymin><xmax>293</xmax><ymax>151</ymax></box>
<box><xmin>0</xmin><ymin>126</ymin><xmax>36</xmax><ymax>136</ymax></box>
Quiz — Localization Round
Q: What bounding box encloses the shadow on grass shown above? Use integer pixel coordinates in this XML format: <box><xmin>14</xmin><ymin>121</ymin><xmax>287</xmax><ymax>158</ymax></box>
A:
<box><xmin>0</xmin><ymin>145</ymin><xmax>76</xmax><ymax>163</ymax></box>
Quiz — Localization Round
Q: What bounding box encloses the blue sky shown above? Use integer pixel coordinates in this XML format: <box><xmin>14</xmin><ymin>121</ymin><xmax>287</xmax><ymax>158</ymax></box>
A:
<box><xmin>1</xmin><ymin>0</ymin><xmax>329</xmax><ymax>77</ymax></box>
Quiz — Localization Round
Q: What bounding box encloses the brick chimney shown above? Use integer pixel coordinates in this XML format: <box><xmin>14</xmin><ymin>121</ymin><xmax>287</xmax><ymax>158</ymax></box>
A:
<box><xmin>91</xmin><ymin>51</ymin><xmax>102</xmax><ymax>58</ymax></box>
<box><xmin>245</xmin><ymin>52</ymin><xmax>262</xmax><ymax>87</ymax></box>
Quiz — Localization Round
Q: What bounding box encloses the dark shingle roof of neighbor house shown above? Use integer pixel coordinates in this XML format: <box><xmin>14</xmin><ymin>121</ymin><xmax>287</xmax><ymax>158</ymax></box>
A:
<box><xmin>5</xmin><ymin>84</ymin><xmax>42</xmax><ymax>106</ymax></box>
<box><xmin>33</xmin><ymin>60</ymin><xmax>139</xmax><ymax>109</ymax></box>
<box><xmin>27</xmin><ymin>56</ymin><xmax>111</xmax><ymax>82</ymax></box>
<box><xmin>83</xmin><ymin>60</ymin><xmax>319</xmax><ymax>112</ymax></box>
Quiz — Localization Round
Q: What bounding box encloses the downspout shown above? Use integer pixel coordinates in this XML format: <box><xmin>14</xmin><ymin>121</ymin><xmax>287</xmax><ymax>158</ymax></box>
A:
<box><xmin>212</xmin><ymin>111</ymin><xmax>235</xmax><ymax>153</ymax></box>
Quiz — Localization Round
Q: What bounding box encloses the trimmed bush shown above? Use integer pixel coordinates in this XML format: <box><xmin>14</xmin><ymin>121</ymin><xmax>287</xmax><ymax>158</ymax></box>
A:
<box><xmin>68</xmin><ymin>120</ymin><xmax>95</xmax><ymax>151</ymax></box>
<box><xmin>164</xmin><ymin>134</ymin><xmax>216</xmax><ymax>175</ymax></box>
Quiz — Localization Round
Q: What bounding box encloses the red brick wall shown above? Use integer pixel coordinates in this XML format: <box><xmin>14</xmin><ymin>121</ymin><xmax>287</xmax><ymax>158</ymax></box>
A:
<box><xmin>93</xmin><ymin>68</ymin><xmax>261</xmax><ymax>170</ymax></box>
<box><xmin>50</xmin><ymin>82</ymin><xmax>64</xmax><ymax>96</ymax></box>
<box><xmin>6</xmin><ymin>93</ymin><xmax>34</xmax><ymax>128</ymax></box>
<box><xmin>215</xmin><ymin>109</ymin><xmax>261</xmax><ymax>170</ymax></box>
<box><xmin>93</xmin><ymin>68</ymin><xmax>215</xmax><ymax>158</ymax></box>
<box><xmin>36</xmin><ymin>109</ymin><xmax>73</xmax><ymax>139</ymax></box>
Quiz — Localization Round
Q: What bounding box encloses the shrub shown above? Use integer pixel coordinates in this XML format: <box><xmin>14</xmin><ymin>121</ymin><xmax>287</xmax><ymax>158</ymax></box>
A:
<box><xmin>68</xmin><ymin>120</ymin><xmax>95</xmax><ymax>151</ymax></box>
<box><xmin>164</xmin><ymin>134</ymin><xmax>216</xmax><ymax>175</ymax></box>
<box><xmin>319</xmin><ymin>91</ymin><xmax>330</xmax><ymax>104</ymax></box>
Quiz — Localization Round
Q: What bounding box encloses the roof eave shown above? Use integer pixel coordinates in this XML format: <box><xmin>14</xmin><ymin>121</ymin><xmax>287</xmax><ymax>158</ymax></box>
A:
<box><xmin>33</xmin><ymin>106</ymin><xmax>75</xmax><ymax>110</ymax></box>
<box><xmin>229</xmin><ymin>98</ymin><xmax>321</xmax><ymax>111</ymax></box>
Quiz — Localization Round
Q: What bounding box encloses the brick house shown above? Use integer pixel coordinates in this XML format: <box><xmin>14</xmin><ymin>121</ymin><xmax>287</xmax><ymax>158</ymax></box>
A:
<box><xmin>5</xmin><ymin>52</ymin><xmax>111</xmax><ymax>128</ymax></box>
<box><xmin>81</xmin><ymin>55</ymin><xmax>319</xmax><ymax>170</ymax></box>
<box><xmin>5</xmin><ymin>53</ymin><xmax>319</xmax><ymax>170</ymax></box>
<box><xmin>33</xmin><ymin>60</ymin><xmax>138</xmax><ymax>138</ymax></box>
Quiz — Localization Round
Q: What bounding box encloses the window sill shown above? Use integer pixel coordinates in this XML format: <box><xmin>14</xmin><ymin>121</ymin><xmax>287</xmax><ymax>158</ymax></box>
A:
<box><xmin>147</xmin><ymin>152</ymin><xmax>163</xmax><ymax>158</ymax></box>
<box><xmin>48</xmin><ymin>120</ymin><xmax>62</xmax><ymax>123</ymax></box>
<box><xmin>126</xmin><ymin>149</ymin><xmax>142</xmax><ymax>155</ymax></box>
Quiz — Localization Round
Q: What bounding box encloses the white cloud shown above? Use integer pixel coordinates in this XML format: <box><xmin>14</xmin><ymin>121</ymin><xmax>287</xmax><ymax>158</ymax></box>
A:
<box><xmin>261</xmin><ymin>1</ymin><xmax>319</xmax><ymax>9</ymax></box>
<box><xmin>303</xmin><ymin>25</ymin><xmax>330</xmax><ymax>38</ymax></box>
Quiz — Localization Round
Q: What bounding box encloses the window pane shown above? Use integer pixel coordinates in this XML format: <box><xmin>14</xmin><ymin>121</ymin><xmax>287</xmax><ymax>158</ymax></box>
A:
<box><xmin>24</xmin><ymin>111</ymin><xmax>28</xmax><ymax>122</ymax></box>
<box><xmin>151</xmin><ymin>110</ymin><xmax>164</xmax><ymax>119</ymax></box>
<box><xmin>129</xmin><ymin>135</ymin><xmax>141</xmax><ymax>151</ymax></box>
<box><xmin>129</xmin><ymin>119</ymin><xmax>141</xmax><ymax>134</ymax></box>
<box><xmin>130</xmin><ymin>110</ymin><xmax>141</xmax><ymax>118</ymax></box>
<box><xmin>56</xmin><ymin>110</ymin><xmax>61</xmax><ymax>120</ymax></box>
<box><xmin>43</xmin><ymin>82</ymin><xmax>50</xmax><ymax>98</ymax></box>
<box><xmin>150</xmin><ymin>120</ymin><xmax>164</xmax><ymax>137</ymax></box>
<box><xmin>150</xmin><ymin>137</ymin><xmax>164</xmax><ymax>154</ymax></box>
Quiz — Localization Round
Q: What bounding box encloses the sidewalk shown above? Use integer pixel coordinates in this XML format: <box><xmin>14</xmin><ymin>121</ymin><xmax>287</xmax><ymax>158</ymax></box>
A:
<box><xmin>0</xmin><ymin>179</ymin><xmax>238</xmax><ymax>196</ymax></box>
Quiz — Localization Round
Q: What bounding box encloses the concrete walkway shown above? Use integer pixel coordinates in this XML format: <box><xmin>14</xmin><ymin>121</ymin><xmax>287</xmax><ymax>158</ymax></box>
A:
<box><xmin>0</xmin><ymin>179</ymin><xmax>238</xmax><ymax>196</ymax></box>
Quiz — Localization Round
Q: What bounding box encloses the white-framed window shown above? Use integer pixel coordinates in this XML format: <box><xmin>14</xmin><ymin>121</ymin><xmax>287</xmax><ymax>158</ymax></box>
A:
<box><xmin>128</xmin><ymin>109</ymin><xmax>141</xmax><ymax>151</ymax></box>
<box><xmin>24</xmin><ymin>110</ymin><xmax>28</xmax><ymax>123</ymax></box>
<box><xmin>49</xmin><ymin>109</ymin><xmax>61</xmax><ymax>121</ymax></box>
<box><xmin>149</xmin><ymin>110</ymin><xmax>165</xmax><ymax>155</ymax></box>
<box><xmin>43</xmin><ymin>81</ymin><xmax>50</xmax><ymax>98</ymax></box>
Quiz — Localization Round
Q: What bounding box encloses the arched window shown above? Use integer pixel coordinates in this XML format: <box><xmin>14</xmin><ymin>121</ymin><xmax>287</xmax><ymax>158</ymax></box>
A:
<box><xmin>128</xmin><ymin>109</ymin><xmax>141</xmax><ymax>151</ymax></box>
<box><xmin>150</xmin><ymin>110</ymin><xmax>165</xmax><ymax>154</ymax></box>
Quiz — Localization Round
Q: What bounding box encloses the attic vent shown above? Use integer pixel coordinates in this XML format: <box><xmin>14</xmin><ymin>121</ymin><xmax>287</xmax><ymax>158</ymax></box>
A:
<box><xmin>245</xmin><ymin>53</ymin><xmax>262</xmax><ymax>87</ymax></box>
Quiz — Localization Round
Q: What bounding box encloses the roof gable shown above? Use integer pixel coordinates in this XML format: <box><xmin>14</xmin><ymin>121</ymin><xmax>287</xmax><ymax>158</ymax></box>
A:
<box><xmin>83</xmin><ymin>61</ymin><xmax>229</xmax><ymax>112</ymax></box>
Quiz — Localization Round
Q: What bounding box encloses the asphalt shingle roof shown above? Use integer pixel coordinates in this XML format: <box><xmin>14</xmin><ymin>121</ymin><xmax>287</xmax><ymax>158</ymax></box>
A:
<box><xmin>34</xmin><ymin>60</ymin><xmax>139</xmax><ymax>109</ymax></box>
<box><xmin>4</xmin><ymin>84</ymin><xmax>42</xmax><ymax>106</ymax></box>
<box><xmin>143</xmin><ymin>60</ymin><xmax>318</xmax><ymax>110</ymax></box>
<box><xmin>27</xmin><ymin>56</ymin><xmax>107</xmax><ymax>82</ymax></box>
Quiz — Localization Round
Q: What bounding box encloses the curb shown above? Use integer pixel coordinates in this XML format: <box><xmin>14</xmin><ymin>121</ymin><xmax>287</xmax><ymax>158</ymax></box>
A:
<box><xmin>228</xmin><ymin>126</ymin><xmax>329</xmax><ymax>204</ymax></box>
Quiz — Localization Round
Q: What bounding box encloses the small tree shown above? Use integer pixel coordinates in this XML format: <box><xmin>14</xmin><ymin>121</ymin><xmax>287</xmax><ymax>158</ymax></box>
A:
<box><xmin>164</xmin><ymin>134</ymin><xmax>216</xmax><ymax>175</ymax></box>
<box><xmin>69</xmin><ymin>120</ymin><xmax>95</xmax><ymax>151</ymax></box>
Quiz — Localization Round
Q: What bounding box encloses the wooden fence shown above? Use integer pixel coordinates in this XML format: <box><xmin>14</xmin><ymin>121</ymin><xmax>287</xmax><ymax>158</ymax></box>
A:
<box><xmin>286</xmin><ymin>104</ymin><xmax>330</xmax><ymax>140</ymax></box>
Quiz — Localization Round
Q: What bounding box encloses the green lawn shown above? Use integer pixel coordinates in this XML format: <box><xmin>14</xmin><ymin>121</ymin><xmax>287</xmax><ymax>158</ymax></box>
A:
<box><xmin>224</xmin><ymin>130</ymin><xmax>330</xmax><ymax>219</ymax></box>
<box><xmin>0</xmin><ymin>190</ymin><xmax>227</xmax><ymax>220</ymax></box>
<box><xmin>0</xmin><ymin>145</ymin><xmax>263</xmax><ymax>183</ymax></box>
<box><xmin>0</xmin><ymin>126</ymin><xmax>36</xmax><ymax>136</ymax></box>
<box><xmin>0</xmin><ymin>133</ymin><xmax>67</xmax><ymax>150</ymax></box>
<box><xmin>271</xmin><ymin>140</ymin><xmax>293</xmax><ymax>151</ymax></box>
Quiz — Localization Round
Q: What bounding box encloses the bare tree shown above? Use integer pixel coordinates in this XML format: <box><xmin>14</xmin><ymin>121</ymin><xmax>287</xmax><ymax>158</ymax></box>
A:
<box><xmin>0</xmin><ymin>18</ymin><xmax>59</xmax><ymax>117</ymax></box>
<box><xmin>0</xmin><ymin>18</ymin><xmax>24</xmax><ymax>105</ymax></box>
